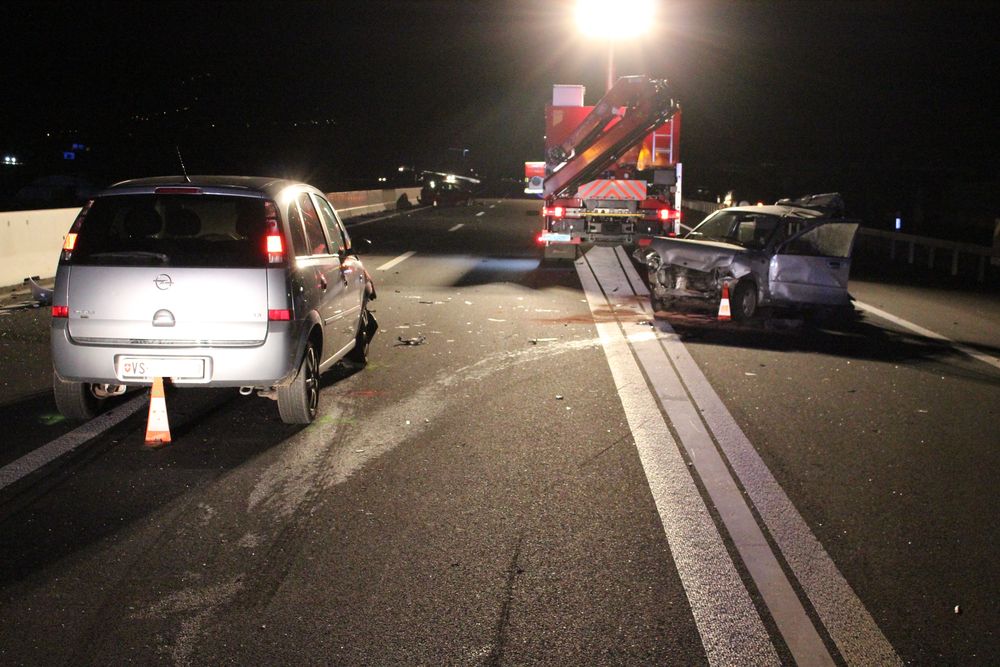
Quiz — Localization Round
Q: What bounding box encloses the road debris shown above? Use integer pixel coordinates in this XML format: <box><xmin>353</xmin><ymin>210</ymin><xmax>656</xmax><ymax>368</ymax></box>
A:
<box><xmin>529</xmin><ymin>337</ymin><xmax>559</xmax><ymax>345</ymax></box>
<box><xmin>28</xmin><ymin>278</ymin><xmax>52</xmax><ymax>305</ymax></box>
<box><xmin>396</xmin><ymin>335</ymin><xmax>427</xmax><ymax>346</ymax></box>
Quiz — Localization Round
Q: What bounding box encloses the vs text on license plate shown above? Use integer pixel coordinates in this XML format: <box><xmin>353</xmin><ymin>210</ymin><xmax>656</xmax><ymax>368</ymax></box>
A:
<box><xmin>117</xmin><ymin>357</ymin><xmax>207</xmax><ymax>382</ymax></box>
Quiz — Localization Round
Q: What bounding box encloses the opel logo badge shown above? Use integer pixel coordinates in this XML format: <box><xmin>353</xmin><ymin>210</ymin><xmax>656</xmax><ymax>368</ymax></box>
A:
<box><xmin>154</xmin><ymin>274</ymin><xmax>173</xmax><ymax>290</ymax></box>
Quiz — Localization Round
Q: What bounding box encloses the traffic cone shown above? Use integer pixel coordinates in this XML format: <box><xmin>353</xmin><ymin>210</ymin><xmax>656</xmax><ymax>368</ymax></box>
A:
<box><xmin>144</xmin><ymin>377</ymin><xmax>171</xmax><ymax>447</ymax></box>
<box><xmin>718</xmin><ymin>283</ymin><xmax>732</xmax><ymax>321</ymax></box>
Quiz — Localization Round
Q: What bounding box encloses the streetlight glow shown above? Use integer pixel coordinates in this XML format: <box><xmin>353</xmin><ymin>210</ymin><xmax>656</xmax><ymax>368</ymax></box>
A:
<box><xmin>575</xmin><ymin>0</ymin><xmax>655</xmax><ymax>39</ymax></box>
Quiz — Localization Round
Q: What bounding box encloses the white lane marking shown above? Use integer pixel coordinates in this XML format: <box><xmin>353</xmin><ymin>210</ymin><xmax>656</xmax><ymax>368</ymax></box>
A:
<box><xmin>489</xmin><ymin>204</ymin><xmax>496</xmax><ymax>209</ymax></box>
<box><xmin>855</xmin><ymin>300</ymin><xmax>1000</xmax><ymax>371</ymax></box>
<box><xmin>375</xmin><ymin>251</ymin><xmax>416</xmax><ymax>271</ymax></box>
<box><xmin>576</xmin><ymin>253</ymin><xmax>779</xmax><ymax>666</ymax></box>
<box><xmin>0</xmin><ymin>394</ymin><xmax>147</xmax><ymax>491</ymax></box>
<box><xmin>588</xmin><ymin>248</ymin><xmax>834</xmax><ymax>665</ymax></box>
<box><xmin>613</xmin><ymin>246</ymin><xmax>903</xmax><ymax>666</ymax></box>
<box><xmin>448</xmin><ymin>224</ymin><xmax>464</xmax><ymax>232</ymax></box>
<box><xmin>344</xmin><ymin>210</ymin><xmax>407</xmax><ymax>228</ymax></box>
<box><xmin>475</xmin><ymin>211</ymin><xmax>485</xmax><ymax>217</ymax></box>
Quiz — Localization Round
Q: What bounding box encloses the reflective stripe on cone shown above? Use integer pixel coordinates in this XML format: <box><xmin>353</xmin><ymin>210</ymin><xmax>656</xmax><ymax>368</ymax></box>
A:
<box><xmin>144</xmin><ymin>377</ymin><xmax>171</xmax><ymax>447</ymax></box>
<box><xmin>718</xmin><ymin>283</ymin><xmax>732</xmax><ymax>321</ymax></box>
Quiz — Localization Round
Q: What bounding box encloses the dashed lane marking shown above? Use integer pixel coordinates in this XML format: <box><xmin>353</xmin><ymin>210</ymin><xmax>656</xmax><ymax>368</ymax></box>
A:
<box><xmin>375</xmin><ymin>251</ymin><xmax>417</xmax><ymax>271</ymax></box>
<box><xmin>448</xmin><ymin>224</ymin><xmax>464</xmax><ymax>232</ymax></box>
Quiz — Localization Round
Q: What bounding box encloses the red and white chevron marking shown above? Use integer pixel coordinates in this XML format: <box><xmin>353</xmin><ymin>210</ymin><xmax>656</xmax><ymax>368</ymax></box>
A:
<box><xmin>576</xmin><ymin>179</ymin><xmax>647</xmax><ymax>201</ymax></box>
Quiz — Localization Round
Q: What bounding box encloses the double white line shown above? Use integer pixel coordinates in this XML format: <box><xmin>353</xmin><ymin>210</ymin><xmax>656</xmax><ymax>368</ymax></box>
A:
<box><xmin>578</xmin><ymin>246</ymin><xmax>901</xmax><ymax>666</ymax></box>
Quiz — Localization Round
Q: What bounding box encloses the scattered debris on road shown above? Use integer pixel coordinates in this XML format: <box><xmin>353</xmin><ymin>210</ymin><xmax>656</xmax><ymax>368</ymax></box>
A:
<box><xmin>396</xmin><ymin>335</ymin><xmax>427</xmax><ymax>346</ymax></box>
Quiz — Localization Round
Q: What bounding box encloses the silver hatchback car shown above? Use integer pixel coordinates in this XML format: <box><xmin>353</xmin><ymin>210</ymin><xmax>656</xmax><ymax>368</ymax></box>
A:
<box><xmin>638</xmin><ymin>197</ymin><xmax>860</xmax><ymax>320</ymax></box>
<box><xmin>51</xmin><ymin>176</ymin><xmax>378</xmax><ymax>424</ymax></box>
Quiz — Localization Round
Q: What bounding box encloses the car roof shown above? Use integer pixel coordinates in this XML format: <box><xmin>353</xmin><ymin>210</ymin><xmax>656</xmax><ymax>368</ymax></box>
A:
<box><xmin>100</xmin><ymin>175</ymin><xmax>309</xmax><ymax>199</ymax></box>
<box><xmin>719</xmin><ymin>204</ymin><xmax>828</xmax><ymax>219</ymax></box>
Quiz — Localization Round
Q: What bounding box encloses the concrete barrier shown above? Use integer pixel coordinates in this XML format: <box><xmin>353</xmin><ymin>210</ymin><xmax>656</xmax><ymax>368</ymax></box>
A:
<box><xmin>0</xmin><ymin>207</ymin><xmax>79</xmax><ymax>287</ymax></box>
<box><xmin>0</xmin><ymin>187</ymin><xmax>424</xmax><ymax>288</ymax></box>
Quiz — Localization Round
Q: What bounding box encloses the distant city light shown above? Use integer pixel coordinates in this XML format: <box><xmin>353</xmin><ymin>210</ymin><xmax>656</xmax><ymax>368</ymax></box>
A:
<box><xmin>895</xmin><ymin>216</ymin><xmax>902</xmax><ymax>231</ymax></box>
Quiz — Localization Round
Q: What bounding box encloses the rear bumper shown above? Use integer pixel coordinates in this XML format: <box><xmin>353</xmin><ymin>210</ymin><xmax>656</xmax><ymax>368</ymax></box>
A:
<box><xmin>51</xmin><ymin>320</ymin><xmax>302</xmax><ymax>387</ymax></box>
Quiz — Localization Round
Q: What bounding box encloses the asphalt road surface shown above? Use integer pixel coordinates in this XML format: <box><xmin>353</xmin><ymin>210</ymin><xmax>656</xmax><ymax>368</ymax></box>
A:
<box><xmin>1</xmin><ymin>199</ymin><xmax>997</xmax><ymax>665</ymax></box>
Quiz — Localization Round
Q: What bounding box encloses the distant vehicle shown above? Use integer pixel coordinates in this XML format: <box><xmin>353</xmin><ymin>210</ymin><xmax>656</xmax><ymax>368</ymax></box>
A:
<box><xmin>51</xmin><ymin>175</ymin><xmax>378</xmax><ymax>424</ymax></box>
<box><xmin>636</xmin><ymin>195</ymin><xmax>860</xmax><ymax>320</ymax></box>
<box><xmin>418</xmin><ymin>171</ymin><xmax>480</xmax><ymax>207</ymax></box>
<box><xmin>419</xmin><ymin>180</ymin><xmax>474</xmax><ymax>207</ymax></box>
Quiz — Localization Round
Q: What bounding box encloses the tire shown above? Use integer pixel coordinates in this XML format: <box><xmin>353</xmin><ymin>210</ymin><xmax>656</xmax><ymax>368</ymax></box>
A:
<box><xmin>731</xmin><ymin>281</ymin><xmax>758</xmax><ymax>321</ymax></box>
<box><xmin>277</xmin><ymin>341</ymin><xmax>320</xmax><ymax>424</ymax></box>
<box><xmin>53</xmin><ymin>371</ymin><xmax>105</xmax><ymax>421</ymax></box>
<box><xmin>346</xmin><ymin>303</ymin><xmax>377</xmax><ymax>364</ymax></box>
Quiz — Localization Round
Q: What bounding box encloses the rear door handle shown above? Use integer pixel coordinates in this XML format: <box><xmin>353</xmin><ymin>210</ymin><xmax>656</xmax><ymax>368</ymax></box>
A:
<box><xmin>319</xmin><ymin>274</ymin><xmax>328</xmax><ymax>290</ymax></box>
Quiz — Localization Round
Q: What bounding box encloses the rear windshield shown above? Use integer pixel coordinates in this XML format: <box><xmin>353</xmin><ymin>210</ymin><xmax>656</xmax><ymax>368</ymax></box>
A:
<box><xmin>68</xmin><ymin>194</ymin><xmax>270</xmax><ymax>267</ymax></box>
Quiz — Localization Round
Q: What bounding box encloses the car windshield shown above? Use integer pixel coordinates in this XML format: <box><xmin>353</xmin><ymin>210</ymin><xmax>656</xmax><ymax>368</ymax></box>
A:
<box><xmin>686</xmin><ymin>210</ymin><xmax>781</xmax><ymax>250</ymax></box>
<box><xmin>69</xmin><ymin>194</ymin><xmax>270</xmax><ymax>267</ymax></box>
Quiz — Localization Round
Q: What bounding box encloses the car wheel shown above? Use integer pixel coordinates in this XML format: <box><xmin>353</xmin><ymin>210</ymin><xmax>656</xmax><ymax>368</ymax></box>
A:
<box><xmin>346</xmin><ymin>302</ymin><xmax>378</xmax><ymax>364</ymax></box>
<box><xmin>53</xmin><ymin>371</ymin><xmax>105</xmax><ymax>421</ymax></box>
<box><xmin>732</xmin><ymin>281</ymin><xmax>758</xmax><ymax>321</ymax></box>
<box><xmin>277</xmin><ymin>341</ymin><xmax>320</xmax><ymax>424</ymax></box>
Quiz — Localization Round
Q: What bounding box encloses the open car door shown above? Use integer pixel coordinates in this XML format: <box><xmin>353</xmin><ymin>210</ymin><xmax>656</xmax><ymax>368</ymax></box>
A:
<box><xmin>768</xmin><ymin>221</ymin><xmax>860</xmax><ymax>306</ymax></box>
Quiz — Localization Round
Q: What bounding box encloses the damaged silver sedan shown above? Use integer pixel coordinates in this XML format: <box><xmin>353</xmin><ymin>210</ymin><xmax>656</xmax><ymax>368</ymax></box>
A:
<box><xmin>637</xmin><ymin>199</ymin><xmax>860</xmax><ymax>320</ymax></box>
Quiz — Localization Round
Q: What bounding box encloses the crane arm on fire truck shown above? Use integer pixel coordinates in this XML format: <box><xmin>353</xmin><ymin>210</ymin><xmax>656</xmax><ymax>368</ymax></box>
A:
<box><xmin>542</xmin><ymin>75</ymin><xmax>679</xmax><ymax>200</ymax></box>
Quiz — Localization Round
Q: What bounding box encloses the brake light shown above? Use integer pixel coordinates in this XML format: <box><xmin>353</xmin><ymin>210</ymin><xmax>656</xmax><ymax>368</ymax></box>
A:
<box><xmin>658</xmin><ymin>208</ymin><xmax>681</xmax><ymax>222</ymax></box>
<box><xmin>264</xmin><ymin>200</ymin><xmax>285</xmax><ymax>264</ymax></box>
<box><xmin>543</xmin><ymin>206</ymin><xmax>565</xmax><ymax>219</ymax></box>
<box><xmin>52</xmin><ymin>305</ymin><xmax>69</xmax><ymax>318</ymax></box>
<box><xmin>268</xmin><ymin>309</ymin><xmax>291</xmax><ymax>321</ymax></box>
<box><xmin>154</xmin><ymin>187</ymin><xmax>203</xmax><ymax>195</ymax></box>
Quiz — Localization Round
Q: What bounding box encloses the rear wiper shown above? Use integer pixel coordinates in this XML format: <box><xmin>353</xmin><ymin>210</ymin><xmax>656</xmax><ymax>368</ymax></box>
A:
<box><xmin>88</xmin><ymin>251</ymin><xmax>170</xmax><ymax>263</ymax></box>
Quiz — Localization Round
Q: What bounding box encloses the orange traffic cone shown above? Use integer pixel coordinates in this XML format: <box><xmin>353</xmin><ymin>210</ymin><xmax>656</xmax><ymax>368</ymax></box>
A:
<box><xmin>718</xmin><ymin>283</ymin><xmax>732</xmax><ymax>321</ymax></box>
<box><xmin>144</xmin><ymin>377</ymin><xmax>171</xmax><ymax>447</ymax></box>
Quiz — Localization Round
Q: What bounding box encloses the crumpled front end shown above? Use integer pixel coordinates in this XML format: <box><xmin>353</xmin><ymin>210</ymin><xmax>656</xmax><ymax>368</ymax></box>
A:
<box><xmin>637</xmin><ymin>237</ymin><xmax>747</xmax><ymax>303</ymax></box>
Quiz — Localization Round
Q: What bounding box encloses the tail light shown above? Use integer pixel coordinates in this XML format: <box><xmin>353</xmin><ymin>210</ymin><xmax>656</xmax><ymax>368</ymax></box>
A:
<box><xmin>264</xmin><ymin>201</ymin><xmax>285</xmax><ymax>264</ymax></box>
<box><xmin>52</xmin><ymin>305</ymin><xmax>69</xmax><ymax>318</ymax></box>
<box><xmin>268</xmin><ymin>309</ymin><xmax>291</xmax><ymax>321</ymax></box>
<box><xmin>542</xmin><ymin>205</ymin><xmax>565</xmax><ymax>219</ymax></box>
<box><xmin>657</xmin><ymin>208</ymin><xmax>680</xmax><ymax>222</ymax></box>
<box><xmin>61</xmin><ymin>200</ymin><xmax>93</xmax><ymax>261</ymax></box>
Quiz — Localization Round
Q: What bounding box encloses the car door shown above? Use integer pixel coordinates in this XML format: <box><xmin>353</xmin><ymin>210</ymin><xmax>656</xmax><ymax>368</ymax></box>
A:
<box><xmin>311</xmin><ymin>193</ymin><xmax>364</xmax><ymax>352</ymax></box>
<box><xmin>287</xmin><ymin>191</ymin><xmax>351</xmax><ymax>364</ymax></box>
<box><xmin>768</xmin><ymin>221</ymin><xmax>860</xmax><ymax>305</ymax></box>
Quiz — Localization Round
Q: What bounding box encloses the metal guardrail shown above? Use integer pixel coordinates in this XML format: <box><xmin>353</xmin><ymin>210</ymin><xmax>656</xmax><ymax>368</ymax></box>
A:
<box><xmin>857</xmin><ymin>228</ymin><xmax>1000</xmax><ymax>282</ymax></box>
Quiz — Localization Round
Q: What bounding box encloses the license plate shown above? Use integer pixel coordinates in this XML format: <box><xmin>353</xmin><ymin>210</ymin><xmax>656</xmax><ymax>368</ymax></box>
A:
<box><xmin>117</xmin><ymin>357</ymin><xmax>207</xmax><ymax>381</ymax></box>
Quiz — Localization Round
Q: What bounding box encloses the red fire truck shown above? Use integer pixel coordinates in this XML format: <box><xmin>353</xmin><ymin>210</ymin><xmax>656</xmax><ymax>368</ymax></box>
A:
<box><xmin>534</xmin><ymin>75</ymin><xmax>681</xmax><ymax>260</ymax></box>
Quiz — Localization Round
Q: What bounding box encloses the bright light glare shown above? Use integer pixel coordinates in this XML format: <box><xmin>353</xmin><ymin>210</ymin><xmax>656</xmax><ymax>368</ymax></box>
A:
<box><xmin>575</xmin><ymin>0</ymin><xmax>655</xmax><ymax>39</ymax></box>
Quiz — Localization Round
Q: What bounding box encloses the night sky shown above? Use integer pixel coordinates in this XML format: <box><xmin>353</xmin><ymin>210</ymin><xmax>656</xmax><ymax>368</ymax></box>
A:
<box><xmin>3</xmin><ymin>1</ymin><xmax>998</xmax><ymax>228</ymax></box>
